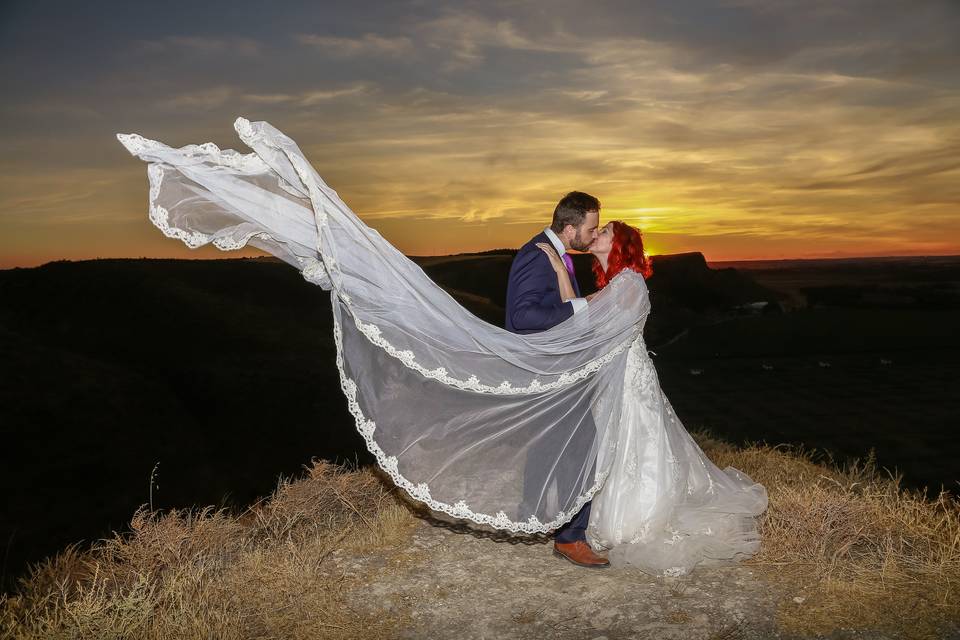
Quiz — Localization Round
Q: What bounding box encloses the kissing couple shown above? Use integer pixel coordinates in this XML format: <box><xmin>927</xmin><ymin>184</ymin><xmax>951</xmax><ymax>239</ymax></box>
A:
<box><xmin>118</xmin><ymin>118</ymin><xmax>767</xmax><ymax>576</ymax></box>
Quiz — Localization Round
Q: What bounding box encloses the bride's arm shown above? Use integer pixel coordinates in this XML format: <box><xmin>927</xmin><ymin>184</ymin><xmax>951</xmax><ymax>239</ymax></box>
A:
<box><xmin>536</xmin><ymin>243</ymin><xmax>577</xmax><ymax>301</ymax></box>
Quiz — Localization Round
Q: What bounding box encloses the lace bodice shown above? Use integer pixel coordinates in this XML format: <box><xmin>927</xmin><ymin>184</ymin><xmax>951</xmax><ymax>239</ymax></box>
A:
<box><xmin>625</xmin><ymin>335</ymin><xmax>657</xmax><ymax>395</ymax></box>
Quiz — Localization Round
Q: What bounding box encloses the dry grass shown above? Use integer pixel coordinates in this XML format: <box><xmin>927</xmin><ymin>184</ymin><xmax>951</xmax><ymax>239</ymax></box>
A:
<box><xmin>3</xmin><ymin>440</ymin><xmax>958</xmax><ymax>639</ymax></box>
<box><xmin>0</xmin><ymin>461</ymin><xmax>417</xmax><ymax>640</ymax></box>
<box><xmin>695</xmin><ymin>431</ymin><xmax>960</xmax><ymax>639</ymax></box>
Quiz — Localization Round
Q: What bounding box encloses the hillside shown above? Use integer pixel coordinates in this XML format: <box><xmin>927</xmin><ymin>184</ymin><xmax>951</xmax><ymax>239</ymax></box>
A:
<box><xmin>0</xmin><ymin>258</ymin><xmax>361</xmax><ymax>593</ymax></box>
<box><xmin>2</xmin><ymin>254</ymin><xmax>958</xmax><ymax>600</ymax></box>
<box><xmin>412</xmin><ymin>250</ymin><xmax>781</xmax><ymax>335</ymax></box>
<box><xmin>711</xmin><ymin>255</ymin><xmax>960</xmax><ymax>310</ymax></box>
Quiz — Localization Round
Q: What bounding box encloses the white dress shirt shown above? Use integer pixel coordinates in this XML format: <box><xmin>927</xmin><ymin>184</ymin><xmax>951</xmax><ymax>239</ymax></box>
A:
<box><xmin>543</xmin><ymin>227</ymin><xmax>588</xmax><ymax>314</ymax></box>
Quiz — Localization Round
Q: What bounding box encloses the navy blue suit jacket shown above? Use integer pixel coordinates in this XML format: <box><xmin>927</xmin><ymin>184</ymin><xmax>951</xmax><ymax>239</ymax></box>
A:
<box><xmin>505</xmin><ymin>232</ymin><xmax>581</xmax><ymax>334</ymax></box>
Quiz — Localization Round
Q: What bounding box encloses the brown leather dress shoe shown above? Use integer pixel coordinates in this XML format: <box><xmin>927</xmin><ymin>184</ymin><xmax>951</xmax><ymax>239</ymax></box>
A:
<box><xmin>553</xmin><ymin>541</ymin><xmax>610</xmax><ymax>568</ymax></box>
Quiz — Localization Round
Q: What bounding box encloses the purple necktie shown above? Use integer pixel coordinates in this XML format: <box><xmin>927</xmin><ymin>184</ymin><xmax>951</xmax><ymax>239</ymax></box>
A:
<box><xmin>562</xmin><ymin>252</ymin><xmax>575</xmax><ymax>280</ymax></box>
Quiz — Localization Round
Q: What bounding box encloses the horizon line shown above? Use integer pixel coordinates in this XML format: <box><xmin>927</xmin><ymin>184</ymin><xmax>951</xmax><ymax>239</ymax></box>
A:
<box><xmin>4</xmin><ymin>251</ymin><xmax>960</xmax><ymax>271</ymax></box>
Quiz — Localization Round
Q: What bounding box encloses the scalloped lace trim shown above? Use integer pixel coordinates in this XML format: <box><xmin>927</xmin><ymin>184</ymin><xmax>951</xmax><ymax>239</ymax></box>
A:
<box><xmin>333</xmin><ymin>311</ymin><xmax>608</xmax><ymax>534</ymax></box>
<box><xmin>145</xmin><ymin>164</ymin><xmax>274</xmax><ymax>251</ymax></box>
<box><xmin>117</xmin><ymin>132</ymin><xmax>268</xmax><ymax>172</ymax></box>
<box><xmin>125</xmin><ymin>132</ymin><xmax>330</xmax><ymax>287</ymax></box>
<box><xmin>234</xmin><ymin>116</ymin><xmax>255</xmax><ymax>142</ymax></box>
<box><xmin>338</xmin><ymin>266</ymin><xmax>645</xmax><ymax>395</ymax></box>
<box><xmin>349</xmin><ymin>311</ymin><xmax>636</xmax><ymax>395</ymax></box>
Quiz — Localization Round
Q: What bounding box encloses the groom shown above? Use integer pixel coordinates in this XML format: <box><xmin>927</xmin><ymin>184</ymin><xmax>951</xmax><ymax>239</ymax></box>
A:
<box><xmin>505</xmin><ymin>191</ymin><xmax>608</xmax><ymax>568</ymax></box>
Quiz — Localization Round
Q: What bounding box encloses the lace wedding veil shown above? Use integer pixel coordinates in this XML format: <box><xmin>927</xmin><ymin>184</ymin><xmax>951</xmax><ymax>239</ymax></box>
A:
<box><xmin>117</xmin><ymin>118</ymin><xmax>653</xmax><ymax>534</ymax></box>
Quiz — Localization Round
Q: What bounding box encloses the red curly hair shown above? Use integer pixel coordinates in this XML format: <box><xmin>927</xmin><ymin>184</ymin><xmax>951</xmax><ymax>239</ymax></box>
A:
<box><xmin>591</xmin><ymin>220</ymin><xmax>653</xmax><ymax>288</ymax></box>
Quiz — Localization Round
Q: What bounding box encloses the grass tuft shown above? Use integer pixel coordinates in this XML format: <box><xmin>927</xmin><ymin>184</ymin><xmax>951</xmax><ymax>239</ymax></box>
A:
<box><xmin>1</xmin><ymin>461</ymin><xmax>416</xmax><ymax>639</ymax></box>
<box><xmin>695</xmin><ymin>431</ymin><xmax>960</xmax><ymax>638</ymax></box>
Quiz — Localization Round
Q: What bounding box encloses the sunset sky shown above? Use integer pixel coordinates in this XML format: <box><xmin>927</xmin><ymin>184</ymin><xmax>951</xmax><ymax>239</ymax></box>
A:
<box><xmin>2</xmin><ymin>0</ymin><xmax>959</xmax><ymax>268</ymax></box>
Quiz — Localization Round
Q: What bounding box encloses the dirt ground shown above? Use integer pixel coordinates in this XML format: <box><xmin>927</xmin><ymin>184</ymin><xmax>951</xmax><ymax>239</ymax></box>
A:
<box><xmin>329</xmin><ymin>517</ymin><xmax>921</xmax><ymax>640</ymax></box>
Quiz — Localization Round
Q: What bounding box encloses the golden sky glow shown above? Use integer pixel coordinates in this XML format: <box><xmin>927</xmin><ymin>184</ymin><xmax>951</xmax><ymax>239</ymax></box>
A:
<box><xmin>2</xmin><ymin>1</ymin><xmax>959</xmax><ymax>268</ymax></box>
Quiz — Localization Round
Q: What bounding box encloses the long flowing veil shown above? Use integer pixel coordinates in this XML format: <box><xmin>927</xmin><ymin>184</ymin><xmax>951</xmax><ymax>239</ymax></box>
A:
<box><xmin>117</xmin><ymin>118</ymin><xmax>651</xmax><ymax>533</ymax></box>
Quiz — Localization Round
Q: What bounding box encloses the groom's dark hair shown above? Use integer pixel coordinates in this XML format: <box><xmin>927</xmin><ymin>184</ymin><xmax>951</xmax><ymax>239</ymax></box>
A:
<box><xmin>551</xmin><ymin>191</ymin><xmax>600</xmax><ymax>233</ymax></box>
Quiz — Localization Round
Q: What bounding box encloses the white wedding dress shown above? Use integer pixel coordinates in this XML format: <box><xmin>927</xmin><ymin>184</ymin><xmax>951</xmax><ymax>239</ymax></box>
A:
<box><xmin>117</xmin><ymin>118</ymin><xmax>767</xmax><ymax>576</ymax></box>
<box><xmin>588</xmin><ymin>336</ymin><xmax>767</xmax><ymax>575</ymax></box>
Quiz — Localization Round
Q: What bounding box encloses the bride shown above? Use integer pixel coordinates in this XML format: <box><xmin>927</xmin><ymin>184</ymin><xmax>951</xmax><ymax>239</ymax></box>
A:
<box><xmin>117</xmin><ymin>118</ymin><xmax>767</xmax><ymax>577</ymax></box>
<box><xmin>538</xmin><ymin>222</ymin><xmax>767</xmax><ymax>574</ymax></box>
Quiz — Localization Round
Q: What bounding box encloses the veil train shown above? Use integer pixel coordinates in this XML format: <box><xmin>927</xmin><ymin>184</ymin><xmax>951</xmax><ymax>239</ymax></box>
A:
<box><xmin>117</xmin><ymin>118</ymin><xmax>647</xmax><ymax>534</ymax></box>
